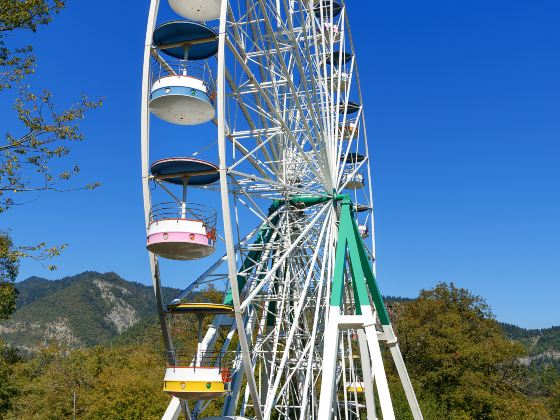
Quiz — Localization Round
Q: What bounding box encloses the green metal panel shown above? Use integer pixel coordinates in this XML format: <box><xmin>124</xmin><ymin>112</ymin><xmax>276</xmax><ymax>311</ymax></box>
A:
<box><xmin>350</xmin><ymin>216</ymin><xmax>391</xmax><ymax>326</ymax></box>
<box><xmin>329</xmin><ymin>227</ymin><xmax>348</xmax><ymax>308</ymax></box>
<box><xmin>347</xmin><ymin>262</ymin><xmax>362</xmax><ymax>315</ymax></box>
<box><xmin>223</xmin><ymin>215</ymin><xmax>277</xmax><ymax>306</ymax></box>
<box><xmin>288</xmin><ymin>195</ymin><xmax>332</xmax><ymax>207</ymax></box>
<box><xmin>329</xmin><ymin>196</ymin><xmax>391</xmax><ymax>326</ymax></box>
<box><xmin>341</xmin><ymin>202</ymin><xmax>370</xmax><ymax>309</ymax></box>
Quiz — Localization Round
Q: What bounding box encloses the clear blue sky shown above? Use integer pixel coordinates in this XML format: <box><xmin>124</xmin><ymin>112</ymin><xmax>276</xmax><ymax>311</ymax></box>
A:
<box><xmin>3</xmin><ymin>0</ymin><xmax>559</xmax><ymax>328</ymax></box>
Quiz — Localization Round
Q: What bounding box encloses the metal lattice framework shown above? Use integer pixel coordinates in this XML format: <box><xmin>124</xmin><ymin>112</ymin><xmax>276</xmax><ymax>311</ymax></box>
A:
<box><xmin>140</xmin><ymin>1</ymin><xmax>424</xmax><ymax>419</ymax></box>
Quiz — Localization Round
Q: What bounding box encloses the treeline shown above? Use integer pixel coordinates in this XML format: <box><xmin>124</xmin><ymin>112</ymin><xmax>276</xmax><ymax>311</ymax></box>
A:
<box><xmin>1</xmin><ymin>283</ymin><xmax>559</xmax><ymax>419</ymax></box>
<box><xmin>0</xmin><ymin>328</ymin><xmax>169</xmax><ymax>419</ymax></box>
<box><xmin>501</xmin><ymin>322</ymin><xmax>560</xmax><ymax>356</ymax></box>
<box><xmin>386</xmin><ymin>283</ymin><xmax>560</xmax><ymax>418</ymax></box>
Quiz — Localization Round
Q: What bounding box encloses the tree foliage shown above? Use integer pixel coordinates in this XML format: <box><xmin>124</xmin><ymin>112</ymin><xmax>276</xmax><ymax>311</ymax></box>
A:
<box><xmin>0</xmin><ymin>283</ymin><xmax>558</xmax><ymax>419</ymax></box>
<box><xmin>6</xmin><ymin>340</ymin><xmax>170</xmax><ymax>419</ymax></box>
<box><xmin>391</xmin><ymin>282</ymin><xmax>552</xmax><ymax>419</ymax></box>
<box><xmin>1</xmin><ymin>0</ymin><xmax>65</xmax><ymax>90</ymax></box>
<box><xmin>1</xmin><ymin>0</ymin><xmax>101</xmax><ymax>213</ymax></box>
<box><xmin>0</xmin><ymin>233</ymin><xmax>18</xmax><ymax>320</ymax></box>
<box><xmin>0</xmin><ymin>341</ymin><xmax>19</xmax><ymax>417</ymax></box>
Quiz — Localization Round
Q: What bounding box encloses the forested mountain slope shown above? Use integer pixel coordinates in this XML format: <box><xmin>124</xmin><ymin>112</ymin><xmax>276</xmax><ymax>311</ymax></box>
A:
<box><xmin>0</xmin><ymin>272</ymin><xmax>180</xmax><ymax>349</ymax></box>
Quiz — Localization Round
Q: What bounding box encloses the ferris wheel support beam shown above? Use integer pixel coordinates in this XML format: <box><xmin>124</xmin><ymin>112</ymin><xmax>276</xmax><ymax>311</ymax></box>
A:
<box><xmin>385</xmin><ymin>327</ymin><xmax>424</xmax><ymax>420</ymax></box>
<box><xmin>357</xmin><ymin>329</ymin><xmax>378</xmax><ymax>420</ymax></box>
<box><xmin>217</xmin><ymin>0</ymin><xmax>264</xmax><ymax>418</ymax></box>
<box><xmin>161</xmin><ymin>397</ymin><xmax>182</xmax><ymax>420</ymax></box>
<box><xmin>318</xmin><ymin>199</ymin><xmax>397</xmax><ymax>419</ymax></box>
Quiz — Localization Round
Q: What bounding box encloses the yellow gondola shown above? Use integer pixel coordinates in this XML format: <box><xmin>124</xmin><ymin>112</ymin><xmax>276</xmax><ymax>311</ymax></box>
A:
<box><xmin>163</xmin><ymin>301</ymin><xmax>234</xmax><ymax>400</ymax></box>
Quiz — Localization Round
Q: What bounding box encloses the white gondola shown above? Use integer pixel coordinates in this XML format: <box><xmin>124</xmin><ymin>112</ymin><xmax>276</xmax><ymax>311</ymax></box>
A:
<box><xmin>164</xmin><ymin>303</ymin><xmax>234</xmax><ymax>400</ymax></box>
<box><xmin>150</xmin><ymin>74</ymin><xmax>215</xmax><ymax>125</ymax></box>
<box><xmin>343</xmin><ymin>172</ymin><xmax>364</xmax><ymax>190</ymax></box>
<box><xmin>326</xmin><ymin>71</ymin><xmax>350</xmax><ymax>92</ymax></box>
<box><xmin>147</xmin><ymin>211</ymin><xmax>216</xmax><ymax>260</ymax></box>
<box><xmin>346</xmin><ymin>381</ymin><xmax>365</xmax><ymax>393</ymax></box>
<box><xmin>150</xmin><ymin>21</ymin><xmax>218</xmax><ymax>125</ymax></box>
<box><xmin>163</xmin><ymin>365</ymin><xmax>231</xmax><ymax>400</ymax></box>
<box><xmin>340</xmin><ymin>119</ymin><xmax>358</xmax><ymax>140</ymax></box>
<box><xmin>358</xmin><ymin>224</ymin><xmax>369</xmax><ymax>239</ymax></box>
<box><xmin>321</xmin><ymin>21</ymin><xmax>341</xmax><ymax>43</ymax></box>
<box><xmin>313</xmin><ymin>0</ymin><xmax>342</xmax><ymax>18</ymax></box>
<box><xmin>169</xmin><ymin>0</ymin><xmax>221</xmax><ymax>21</ymax></box>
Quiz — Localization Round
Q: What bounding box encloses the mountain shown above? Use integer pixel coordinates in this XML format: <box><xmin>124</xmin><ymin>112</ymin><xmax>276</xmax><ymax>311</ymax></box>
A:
<box><xmin>2</xmin><ymin>273</ymin><xmax>559</xmax><ymax>360</ymax></box>
<box><xmin>500</xmin><ymin>322</ymin><xmax>560</xmax><ymax>370</ymax></box>
<box><xmin>0</xmin><ymin>271</ymin><xmax>180</xmax><ymax>350</ymax></box>
<box><xmin>501</xmin><ymin>323</ymin><xmax>560</xmax><ymax>354</ymax></box>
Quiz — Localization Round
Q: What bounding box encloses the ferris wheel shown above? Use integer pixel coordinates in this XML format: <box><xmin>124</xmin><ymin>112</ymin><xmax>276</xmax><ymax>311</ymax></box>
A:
<box><xmin>140</xmin><ymin>1</ymin><xmax>423</xmax><ymax>419</ymax></box>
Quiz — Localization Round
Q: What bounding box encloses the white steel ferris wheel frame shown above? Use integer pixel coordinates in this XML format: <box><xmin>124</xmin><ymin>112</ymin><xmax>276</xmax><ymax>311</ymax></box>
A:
<box><xmin>141</xmin><ymin>1</ymin><xmax>423</xmax><ymax>419</ymax></box>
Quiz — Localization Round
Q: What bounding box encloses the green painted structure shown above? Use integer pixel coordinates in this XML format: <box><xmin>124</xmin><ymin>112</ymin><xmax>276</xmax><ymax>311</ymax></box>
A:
<box><xmin>224</xmin><ymin>194</ymin><xmax>390</xmax><ymax>326</ymax></box>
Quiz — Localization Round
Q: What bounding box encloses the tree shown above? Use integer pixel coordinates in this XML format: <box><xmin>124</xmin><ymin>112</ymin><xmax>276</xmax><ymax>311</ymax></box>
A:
<box><xmin>6</xmin><ymin>333</ymin><xmax>171</xmax><ymax>419</ymax></box>
<box><xmin>0</xmin><ymin>341</ymin><xmax>19</xmax><ymax>417</ymax></box>
<box><xmin>0</xmin><ymin>233</ymin><xmax>18</xmax><ymax>319</ymax></box>
<box><xmin>0</xmin><ymin>1</ymin><xmax>100</xmax><ymax>282</ymax></box>
<box><xmin>391</xmin><ymin>282</ymin><xmax>551</xmax><ymax>419</ymax></box>
<box><xmin>551</xmin><ymin>383</ymin><xmax>560</xmax><ymax>419</ymax></box>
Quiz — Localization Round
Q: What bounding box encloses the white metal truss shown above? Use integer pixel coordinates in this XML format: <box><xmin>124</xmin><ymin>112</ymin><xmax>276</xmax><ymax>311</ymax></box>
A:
<box><xmin>141</xmin><ymin>1</ymin><xmax>423</xmax><ymax>419</ymax></box>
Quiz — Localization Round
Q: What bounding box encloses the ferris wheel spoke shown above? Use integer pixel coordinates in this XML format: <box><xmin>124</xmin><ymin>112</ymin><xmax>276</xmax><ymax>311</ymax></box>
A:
<box><xmin>225</xmin><ymin>38</ymin><xmax>330</xmax><ymax>188</ymax></box>
<box><xmin>224</xmin><ymin>12</ymin><xmax>286</xmax><ymax>171</ymax></box>
<box><xmin>228</xmin><ymin>169</ymin><xmax>326</xmax><ymax>197</ymax></box>
<box><xmin>228</xmin><ymin>130</ymin><xmax>283</xmax><ymax>174</ymax></box>
<box><xmin>233</xmin><ymin>5</ymin><xmax>289</xmax><ymax>149</ymax></box>
<box><xmin>274</xmin><ymin>0</ymin><xmax>329</xmax><ymax>132</ymax></box>
<box><xmin>225</xmin><ymin>75</ymin><xmax>284</xmax><ymax>176</ymax></box>
<box><xmin>239</xmin><ymin>202</ymin><xmax>330</xmax><ymax>311</ymax></box>
<box><xmin>255</xmin><ymin>0</ymin><xmax>323</xmax><ymax>143</ymax></box>
<box><xmin>225</xmin><ymin>73</ymin><xmax>279</xmax><ymax>168</ymax></box>
<box><xmin>225</xmin><ymin>13</ymin><xmax>328</xmax><ymax>182</ymax></box>
<box><xmin>337</xmin><ymin>157</ymin><xmax>368</xmax><ymax>193</ymax></box>
<box><xmin>262</xmin><ymin>207</ymin><xmax>331</xmax><ymax>418</ymax></box>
